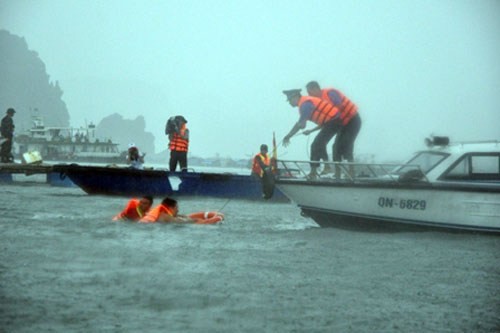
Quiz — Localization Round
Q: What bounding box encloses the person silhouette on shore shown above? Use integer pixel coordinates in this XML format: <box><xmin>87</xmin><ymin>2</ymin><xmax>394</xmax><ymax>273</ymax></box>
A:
<box><xmin>1</xmin><ymin>108</ymin><xmax>16</xmax><ymax>163</ymax></box>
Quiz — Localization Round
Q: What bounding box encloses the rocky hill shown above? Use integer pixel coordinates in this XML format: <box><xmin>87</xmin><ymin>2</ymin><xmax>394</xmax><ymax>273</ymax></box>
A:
<box><xmin>0</xmin><ymin>30</ymin><xmax>69</xmax><ymax>130</ymax></box>
<box><xmin>0</xmin><ymin>29</ymin><xmax>156</xmax><ymax>153</ymax></box>
<box><xmin>97</xmin><ymin>113</ymin><xmax>155</xmax><ymax>154</ymax></box>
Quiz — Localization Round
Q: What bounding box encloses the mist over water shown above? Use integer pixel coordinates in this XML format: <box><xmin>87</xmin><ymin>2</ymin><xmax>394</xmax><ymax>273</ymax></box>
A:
<box><xmin>1</xmin><ymin>1</ymin><xmax>499</xmax><ymax>162</ymax></box>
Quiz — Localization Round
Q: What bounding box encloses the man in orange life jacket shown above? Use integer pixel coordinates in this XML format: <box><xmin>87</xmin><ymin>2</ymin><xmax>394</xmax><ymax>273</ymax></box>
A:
<box><xmin>112</xmin><ymin>195</ymin><xmax>153</xmax><ymax>221</ymax></box>
<box><xmin>251</xmin><ymin>144</ymin><xmax>274</xmax><ymax>199</ymax></box>
<box><xmin>168</xmin><ymin>116</ymin><xmax>189</xmax><ymax>172</ymax></box>
<box><xmin>139</xmin><ymin>197</ymin><xmax>196</xmax><ymax>223</ymax></box>
<box><xmin>282</xmin><ymin>89</ymin><xmax>343</xmax><ymax>179</ymax></box>
<box><xmin>306</xmin><ymin>81</ymin><xmax>361</xmax><ymax>178</ymax></box>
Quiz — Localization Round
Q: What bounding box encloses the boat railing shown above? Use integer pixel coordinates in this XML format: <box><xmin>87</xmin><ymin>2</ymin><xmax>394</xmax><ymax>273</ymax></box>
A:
<box><xmin>454</xmin><ymin>139</ymin><xmax>500</xmax><ymax>145</ymax></box>
<box><xmin>276</xmin><ymin>159</ymin><xmax>429</xmax><ymax>183</ymax></box>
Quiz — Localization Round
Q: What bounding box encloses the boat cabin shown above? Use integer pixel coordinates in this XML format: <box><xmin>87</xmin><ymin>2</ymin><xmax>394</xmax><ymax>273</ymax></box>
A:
<box><xmin>277</xmin><ymin>137</ymin><xmax>500</xmax><ymax>184</ymax></box>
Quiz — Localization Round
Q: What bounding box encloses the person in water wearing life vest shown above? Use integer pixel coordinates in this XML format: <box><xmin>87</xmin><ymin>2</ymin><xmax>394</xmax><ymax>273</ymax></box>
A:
<box><xmin>113</xmin><ymin>196</ymin><xmax>153</xmax><ymax>221</ymax></box>
<box><xmin>168</xmin><ymin>115</ymin><xmax>189</xmax><ymax>172</ymax></box>
<box><xmin>306</xmin><ymin>81</ymin><xmax>361</xmax><ymax>178</ymax></box>
<box><xmin>282</xmin><ymin>89</ymin><xmax>343</xmax><ymax>179</ymax></box>
<box><xmin>139</xmin><ymin>197</ymin><xmax>197</xmax><ymax>223</ymax></box>
<box><xmin>126</xmin><ymin>143</ymin><xmax>145</xmax><ymax>170</ymax></box>
<box><xmin>251</xmin><ymin>144</ymin><xmax>275</xmax><ymax>199</ymax></box>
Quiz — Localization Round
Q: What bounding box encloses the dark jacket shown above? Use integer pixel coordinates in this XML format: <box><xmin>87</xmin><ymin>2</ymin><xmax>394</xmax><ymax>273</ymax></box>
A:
<box><xmin>1</xmin><ymin>115</ymin><xmax>14</xmax><ymax>138</ymax></box>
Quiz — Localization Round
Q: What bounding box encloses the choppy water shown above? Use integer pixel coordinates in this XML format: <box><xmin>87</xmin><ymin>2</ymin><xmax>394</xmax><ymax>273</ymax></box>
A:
<box><xmin>1</xmin><ymin>182</ymin><xmax>499</xmax><ymax>332</ymax></box>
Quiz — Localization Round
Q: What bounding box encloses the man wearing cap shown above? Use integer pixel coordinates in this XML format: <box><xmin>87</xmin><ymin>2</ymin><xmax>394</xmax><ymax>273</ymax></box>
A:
<box><xmin>282</xmin><ymin>89</ymin><xmax>342</xmax><ymax>178</ymax></box>
<box><xmin>168</xmin><ymin>115</ymin><xmax>189</xmax><ymax>172</ymax></box>
<box><xmin>306</xmin><ymin>81</ymin><xmax>361</xmax><ymax>178</ymax></box>
<box><xmin>1</xmin><ymin>108</ymin><xmax>16</xmax><ymax>163</ymax></box>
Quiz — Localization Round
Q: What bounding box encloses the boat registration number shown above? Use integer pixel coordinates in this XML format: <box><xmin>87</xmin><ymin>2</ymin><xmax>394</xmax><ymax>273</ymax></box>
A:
<box><xmin>378</xmin><ymin>197</ymin><xmax>427</xmax><ymax>210</ymax></box>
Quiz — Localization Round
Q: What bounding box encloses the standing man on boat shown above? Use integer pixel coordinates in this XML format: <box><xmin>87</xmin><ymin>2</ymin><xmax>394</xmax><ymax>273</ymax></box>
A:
<box><xmin>306</xmin><ymin>81</ymin><xmax>361</xmax><ymax>178</ymax></box>
<box><xmin>282</xmin><ymin>89</ymin><xmax>342</xmax><ymax>179</ymax></box>
<box><xmin>167</xmin><ymin>115</ymin><xmax>189</xmax><ymax>172</ymax></box>
<box><xmin>0</xmin><ymin>108</ymin><xmax>16</xmax><ymax>163</ymax></box>
<box><xmin>251</xmin><ymin>144</ymin><xmax>274</xmax><ymax>199</ymax></box>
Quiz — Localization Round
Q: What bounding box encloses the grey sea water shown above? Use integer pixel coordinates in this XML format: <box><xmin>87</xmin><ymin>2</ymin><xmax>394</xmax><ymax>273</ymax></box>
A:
<box><xmin>0</xmin><ymin>182</ymin><xmax>499</xmax><ymax>332</ymax></box>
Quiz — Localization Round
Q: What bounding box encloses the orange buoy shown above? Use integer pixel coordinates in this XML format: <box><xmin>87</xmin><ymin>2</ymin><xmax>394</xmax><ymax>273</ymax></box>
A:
<box><xmin>188</xmin><ymin>211</ymin><xmax>225</xmax><ymax>224</ymax></box>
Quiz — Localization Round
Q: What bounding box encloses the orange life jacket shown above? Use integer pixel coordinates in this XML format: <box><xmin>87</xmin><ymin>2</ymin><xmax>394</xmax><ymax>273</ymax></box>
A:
<box><xmin>113</xmin><ymin>199</ymin><xmax>144</xmax><ymax>221</ymax></box>
<box><xmin>298</xmin><ymin>96</ymin><xmax>340</xmax><ymax>126</ymax></box>
<box><xmin>169</xmin><ymin>124</ymin><xmax>189</xmax><ymax>152</ymax></box>
<box><xmin>321</xmin><ymin>88</ymin><xmax>358</xmax><ymax>125</ymax></box>
<box><xmin>139</xmin><ymin>204</ymin><xmax>174</xmax><ymax>223</ymax></box>
<box><xmin>252</xmin><ymin>153</ymin><xmax>270</xmax><ymax>177</ymax></box>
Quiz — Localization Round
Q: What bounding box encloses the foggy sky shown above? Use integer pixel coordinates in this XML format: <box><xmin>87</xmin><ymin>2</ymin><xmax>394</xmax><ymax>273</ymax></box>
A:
<box><xmin>1</xmin><ymin>0</ymin><xmax>499</xmax><ymax>161</ymax></box>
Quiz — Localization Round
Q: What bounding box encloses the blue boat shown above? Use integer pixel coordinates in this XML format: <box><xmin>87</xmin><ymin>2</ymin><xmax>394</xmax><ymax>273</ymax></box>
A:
<box><xmin>53</xmin><ymin>164</ymin><xmax>289</xmax><ymax>202</ymax></box>
<box><xmin>54</xmin><ymin>164</ymin><xmax>173</xmax><ymax>196</ymax></box>
<box><xmin>47</xmin><ymin>172</ymin><xmax>77</xmax><ymax>187</ymax></box>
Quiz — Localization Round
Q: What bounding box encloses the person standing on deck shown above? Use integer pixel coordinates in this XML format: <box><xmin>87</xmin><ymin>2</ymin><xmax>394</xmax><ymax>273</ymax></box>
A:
<box><xmin>251</xmin><ymin>144</ymin><xmax>274</xmax><ymax>199</ymax></box>
<box><xmin>306</xmin><ymin>81</ymin><xmax>361</xmax><ymax>178</ymax></box>
<box><xmin>167</xmin><ymin>116</ymin><xmax>189</xmax><ymax>172</ymax></box>
<box><xmin>282</xmin><ymin>89</ymin><xmax>343</xmax><ymax>179</ymax></box>
<box><xmin>0</xmin><ymin>108</ymin><xmax>16</xmax><ymax>163</ymax></box>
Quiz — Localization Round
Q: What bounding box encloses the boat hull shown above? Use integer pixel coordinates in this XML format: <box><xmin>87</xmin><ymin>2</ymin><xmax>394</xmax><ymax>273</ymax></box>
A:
<box><xmin>56</xmin><ymin>165</ymin><xmax>173</xmax><ymax>196</ymax></box>
<box><xmin>54</xmin><ymin>164</ymin><xmax>289</xmax><ymax>201</ymax></box>
<box><xmin>277</xmin><ymin>181</ymin><xmax>500</xmax><ymax>233</ymax></box>
<box><xmin>177</xmin><ymin>172</ymin><xmax>288</xmax><ymax>201</ymax></box>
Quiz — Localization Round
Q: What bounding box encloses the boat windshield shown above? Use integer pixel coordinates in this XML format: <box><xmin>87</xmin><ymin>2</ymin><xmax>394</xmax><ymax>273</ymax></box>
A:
<box><xmin>395</xmin><ymin>151</ymin><xmax>449</xmax><ymax>175</ymax></box>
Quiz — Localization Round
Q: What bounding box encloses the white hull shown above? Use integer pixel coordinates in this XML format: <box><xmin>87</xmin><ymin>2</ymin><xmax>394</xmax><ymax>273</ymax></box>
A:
<box><xmin>14</xmin><ymin>115</ymin><xmax>124</xmax><ymax>163</ymax></box>
<box><xmin>278</xmin><ymin>182</ymin><xmax>500</xmax><ymax>232</ymax></box>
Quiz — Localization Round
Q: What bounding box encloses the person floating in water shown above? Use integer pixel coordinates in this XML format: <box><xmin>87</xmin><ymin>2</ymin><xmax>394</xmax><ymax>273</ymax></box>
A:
<box><xmin>113</xmin><ymin>196</ymin><xmax>153</xmax><ymax>221</ymax></box>
<box><xmin>139</xmin><ymin>197</ymin><xmax>224</xmax><ymax>224</ymax></box>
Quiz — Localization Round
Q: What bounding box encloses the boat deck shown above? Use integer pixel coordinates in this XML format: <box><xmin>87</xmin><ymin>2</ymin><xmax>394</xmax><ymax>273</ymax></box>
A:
<box><xmin>276</xmin><ymin>160</ymin><xmax>427</xmax><ymax>184</ymax></box>
<box><xmin>0</xmin><ymin>163</ymin><xmax>56</xmax><ymax>175</ymax></box>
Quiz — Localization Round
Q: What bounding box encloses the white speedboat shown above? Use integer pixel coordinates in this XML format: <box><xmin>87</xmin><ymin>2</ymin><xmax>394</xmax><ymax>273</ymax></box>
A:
<box><xmin>276</xmin><ymin>137</ymin><xmax>500</xmax><ymax>233</ymax></box>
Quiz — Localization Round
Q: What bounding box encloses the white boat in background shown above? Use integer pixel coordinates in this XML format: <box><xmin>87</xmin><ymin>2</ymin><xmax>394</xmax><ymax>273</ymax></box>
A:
<box><xmin>14</xmin><ymin>116</ymin><xmax>126</xmax><ymax>163</ymax></box>
<box><xmin>276</xmin><ymin>137</ymin><xmax>500</xmax><ymax>233</ymax></box>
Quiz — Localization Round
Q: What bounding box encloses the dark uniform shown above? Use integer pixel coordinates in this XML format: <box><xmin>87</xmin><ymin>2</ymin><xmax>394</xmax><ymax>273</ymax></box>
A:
<box><xmin>0</xmin><ymin>108</ymin><xmax>16</xmax><ymax>162</ymax></box>
<box><xmin>251</xmin><ymin>144</ymin><xmax>275</xmax><ymax>199</ymax></box>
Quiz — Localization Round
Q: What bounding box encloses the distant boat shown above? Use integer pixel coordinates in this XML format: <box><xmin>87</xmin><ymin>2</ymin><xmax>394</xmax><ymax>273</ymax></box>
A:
<box><xmin>276</xmin><ymin>137</ymin><xmax>500</xmax><ymax>233</ymax></box>
<box><xmin>52</xmin><ymin>164</ymin><xmax>290</xmax><ymax>202</ymax></box>
<box><xmin>14</xmin><ymin>116</ymin><xmax>126</xmax><ymax>164</ymax></box>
